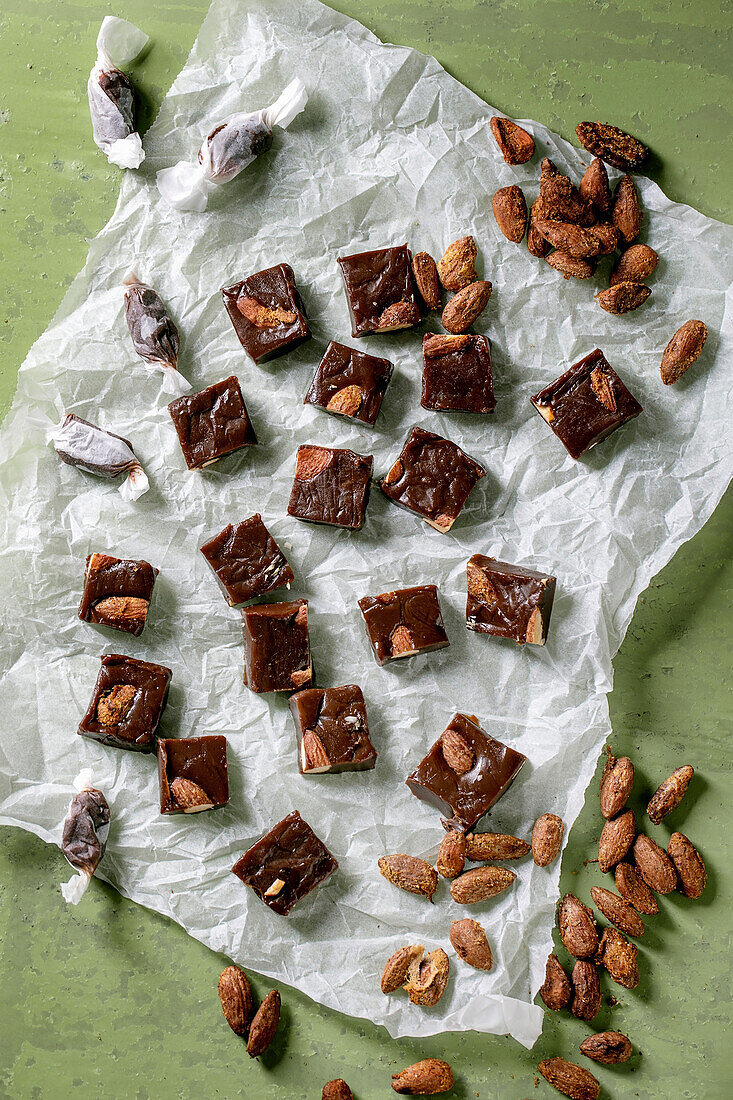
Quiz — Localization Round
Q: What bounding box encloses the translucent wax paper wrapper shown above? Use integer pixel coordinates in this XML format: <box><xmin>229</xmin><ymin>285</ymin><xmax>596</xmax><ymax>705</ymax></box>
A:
<box><xmin>60</xmin><ymin>768</ymin><xmax>111</xmax><ymax>905</ymax></box>
<box><xmin>123</xmin><ymin>271</ymin><xmax>191</xmax><ymax>395</ymax></box>
<box><xmin>1</xmin><ymin>0</ymin><xmax>731</xmax><ymax>1050</ymax></box>
<box><xmin>88</xmin><ymin>16</ymin><xmax>148</xmax><ymax>169</ymax></box>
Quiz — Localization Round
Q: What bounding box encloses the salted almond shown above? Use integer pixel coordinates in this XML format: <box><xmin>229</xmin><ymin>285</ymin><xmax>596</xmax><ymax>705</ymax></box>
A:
<box><xmin>412</xmin><ymin>251</ymin><xmax>441</xmax><ymax>309</ymax></box>
<box><xmin>218</xmin><ymin>966</ymin><xmax>254</xmax><ymax>1036</ymax></box>
<box><xmin>295</xmin><ymin>446</ymin><xmax>331</xmax><ymax>480</ymax></box>
<box><xmin>595</xmin><ymin>281</ymin><xmax>650</xmax><ymax>314</ymax></box>
<box><xmin>571</xmin><ymin>959</ymin><xmax>601</xmax><ymax>1021</ymax></box>
<box><xmin>612</xmin><ymin>174</ymin><xmax>642</xmax><ymax>242</ymax></box>
<box><xmin>246</xmin><ymin>990</ymin><xmax>280</xmax><ymax>1057</ymax></box>
<box><xmin>236</xmin><ymin>296</ymin><xmax>296</xmax><ymax>328</ymax></box>
<box><xmin>598</xmin><ymin>809</ymin><xmax>635</xmax><ymax>873</ymax></box>
<box><xmin>436</xmin><ymin>830</ymin><xmax>466</xmax><ymax>879</ymax></box>
<box><xmin>441</xmin><ymin>280</ymin><xmax>492</xmax><ymax>333</ymax></box>
<box><xmin>490</xmin><ymin>116</ymin><xmax>535</xmax><ymax>164</ymax></box>
<box><xmin>600</xmin><ymin>750</ymin><xmax>634</xmax><ymax>819</ymax></box>
<box><xmin>539</xmin><ymin>953</ymin><xmax>572</xmax><ymax>1011</ymax></box>
<box><xmin>590</xmin><ymin>886</ymin><xmax>645</xmax><ymax>937</ymax></box>
<box><xmin>449</xmin><ymin>865</ymin><xmax>516</xmax><ymax>904</ymax></box>
<box><xmin>536</xmin><ymin>172</ymin><xmax>595</xmax><ymax>226</ymax></box>
<box><xmin>660</xmin><ymin>320</ymin><xmax>708</xmax><ymax>384</ymax></box>
<box><xmin>579</xmin><ymin>1031</ymin><xmax>632</xmax><ymax>1065</ymax></box>
<box><xmin>532</xmin><ymin>813</ymin><xmax>565</xmax><ymax>867</ymax></box>
<box><xmin>576</xmin><ymin>121</ymin><xmax>648</xmax><ymax>172</ymax></box>
<box><xmin>546</xmin><ymin>251</ymin><xmax>595</xmax><ymax>280</ymax></box>
<box><xmin>558</xmin><ymin>894</ymin><xmax>598</xmax><ymax>959</ymax></box>
<box><xmin>527</xmin><ymin>217</ymin><xmax>552</xmax><ymax>258</ymax></box>
<box><xmin>596</xmin><ymin>928</ymin><xmax>639</xmax><ymax>989</ymax></box>
<box><xmin>95</xmin><ymin>683</ymin><xmax>136</xmax><ymax>725</ymax></box>
<box><xmin>441</xmin><ymin>727</ymin><xmax>475</xmax><ymax>775</ymax></box>
<box><xmin>326</xmin><ymin>385</ymin><xmax>363</xmax><ymax>417</ymax></box>
<box><xmin>381</xmin><ymin>944</ymin><xmax>425</xmax><ymax>994</ymax></box>
<box><xmin>533</xmin><ymin>220</ymin><xmax>602</xmax><ymax>258</ymax></box>
<box><xmin>538</xmin><ymin>1057</ymin><xmax>600</xmax><ymax>1100</ymax></box>
<box><xmin>610</xmin><ymin>243</ymin><xmax>659</xmax><ymax>285</ymax></box>
<box><xmin>465</xmin><ymin>832</ymin><xmax>530</xmax><ymax>861</ymax></box>
<box><xmin>449</xmin><ymin>918</ymin><xmax>493</xmax><ymax>971</ymax></box>
<box><xmin>668</xmin><ymin>832</ymin><xmax>707</xmax><ymax>898</ymax></box>
<box><xmin>322</xmin><ymin>1081</ymin><xmax>354</xmax><ymax>1100</ymax></box>
<box><xmin>615</xmin><ymin>862</ymin><xmax>659</xmax><ymax>915</ymax></box>
<box><xmin>492</xmin><ymin>185</ymin><xmax>528</xmax><ymax>242</ymax></box>
<box><xmin>377</xmin><ymin>300</ymin><xmax>420</xmax><ymax>330</ymax></box>
<box><xmin>437</xmin><ymin>236</ymin><xmax>478</xmax><ymax>291</ymax></box>
<box><xmin>378</xmin><ymin>854</ymin><xmax>438</xmax><ymax>900</ymax></box>
<box><xmin>170</xmin><ymin>777</ymin><xmax>214</xmax><ymax>813</ymax></box>
<box><xmin>647</xmin><ymin>765</ymin><xmax>694</xmax><ymax>823</ymax></box>
<box><xmin>392</xmin><ymin>1059</ymin><xmax>454</xmax><ymax>1095</ymax></box>
<box><xmin>403</xmin><ymin>947</ymin><xmax>449</xmax><ymax>1006</ymax></box>
<box><xmin>633</xmin><ymin>834</ymin><xmax>677</xmax><ymax>894</ymax></box>
<box><xmin>587</xmin><ymin>223</ymin><xmax>620</xmax><ymax>254</ymax></box>
<box><xmin>580</xmin><ymin>157</ymin><xmax>611</xmax><ymax>215</ymax></box>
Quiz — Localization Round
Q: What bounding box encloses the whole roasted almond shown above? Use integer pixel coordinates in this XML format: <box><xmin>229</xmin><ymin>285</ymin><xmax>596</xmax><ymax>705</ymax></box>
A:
<box><xmin>449</xmin><ymin>865</ymin><xmax>516</xmax><ymax>904</ymax></box>
<box><xmin>532</xmin><ymin>813</ymin><xmax>565</xmax><ymax>867</ymax></box>
<box><xmin>579</xmin><ymin>1031</ymin><xmax>632</xmax><ymax>1065</ymax></box>
<box><xmin>403</xmin><ymin>947</ymin><xmax>449</xmax><ymax>1007</ymax></box>
<box><xmin>538</xmin><ymin>1056</ymin><xmax>600</xmax><ymax>1100</ymax></box>
<box><xmin>441</xmin><ymin>280</ymin><xmax>492</xmax><ymax>333</ymax></box>
<box><xmin>590</xmin><ymin>886</ymin><xmax>645</xmax><ymax>937</ymax></box>
<box><xmin>237</xmin><ymin>297</ymin><xmax>297</xmax><ymax>328</ymax></box>
<box><xmin>598</xmin><ymin>809</ymin><xmax>635</xmax><ymax>873</ymax></box>
<box><xmin>437</xmin><ymin>236</ymin><xmax>478</xmax><ymax>291</ymax></box>
<box><xmin>668</xmin><ymin>832</ymin><xmax>707</xmax><ymax>899</ymax></box>
<box><xmin>533</xmin><ymin>220</ymin><xmax>602</xmax><ymax>258</ymax></box>
<box><xmin>392</xmin><ymin>1058</ymin><xmax>454</xmax><ymax>1095</ymax></box>
<box><xmin>537</xmin><ymin>173</ymin><xmax>595</xmax><ymax>226</ymax></box>
<box><xmin>546</xmin><ymin>252</ymin><xmax>595</xmax><ymax>280</ymax></box>
<box><xmin>596</xmin><ymin>928</ymin><xmax>639</xmax><ymax>989</ymax></box>
<box><xmin>218</xmin><ymin>966</ymin><xmax>254</xmax><ymax>1037</ymax></box>
<box><xmin>615</xmin><ymin>862</ymin><xmax>659</xmax><ymax>915</ymax></box>
<box><xmin>490</xmin><ymin>116</ymin><xmax>535</xmax><ymax>164</ymax></box>
<box><xmin>381</xmin><ymin>944</ymin><xmax>425</xmax><ymax>994</ymax></box>
<box><xmin>246</xmin><ymin>990</ymin><xmax>280</xmax><ymax>1057</ymax></box>
<box><xmin>612</xmin><ymin>174</ymin><xmax>642</xmax><ymax>242</ymax></box>
<box><xmin>633</xmin><ymin>834</ymin><xmax>677</xmax><ymax>894</ymax></box>
<box><xmin>327</xmin><ymin>385</ymin><xmax>363</xmax><ymax>418</ymax></box>
<box><xmin>465</xmin><ymin>832</ymin><xmax>530</xmax><ymax>861</ymax></box>
<box><xmin>539</xmin><ymin>953</ymin><xmax>572</xmax><ymax>1011</ymax></box>
<box><xmin>323</xmin><ymin>1081</ymin><xmax>354</xmax><ymax>1100</ymax></box>
<box><xmin>296</xmin><ymin>445</ymin><xmax>331</xmax><ymax>480</ymax></box>
<box><xmin>576</xmin><ymin>121</ymin><xmax>649</xmax><ymax>172</ymax></box>
<box><xmin>588</xmin><ymin>223</ymin><xmax>620</xmax><ymax>254</ymax></box>
<box><xmin>441</xmin><ymin>727</ymin><xmax>475</xmax><ymax>774</ymax></box>
<box><xmin>558</xmin><ymin>894</ymin><xmax>598</xmax><ymax>959</ymax></box>
<box><xmin>92</xmin><ymin>595</ymin><xmax>149</xmax><ymax>631</ymax></box>
<box><xmin>170</xmin><ymin>776</ymin><xmax>215</xmax><ymax>813</ymax></box>
<box><xmin>378</xmin><ymin>854</ymin><xmax>438</xmax><ymax>901</ymax></box>
<box><xmin>449</xmin><ymin>918</ymin><xmax>493</xmax><ymax>971</ymax></box>
<box><xmin>541</xmin><ymin>156</ymin><xmax>558</xmax><ymax>180</ymax></box>
<box><xmin>647</xmin><ymin>764</ymin><xmax>694</xmax><ymax>823</ymax></box>
<box><xmin>571</xmin><ymin>959</ymin><xmax>601</xmax><ymax>1021</ymax></box>
<box><xmin>412</xmin><ymin>252</ymin><xmax>441</xmax><ymax>310</ymax></box>
<box><xmin>436</xmin><ymin>830</ymin><xmax>466</xmax><ymax>879</ymax></box>
<box><xmin>378</xmin><ymin>300</ymin><xmax>421</xmax><ymax>331</ymax></box>
<box><xmin>96</xmin><ymin>683</ymin><xmax>136</xmax><ymax>725</ymax></box>
<box><xmin>600</xmin><ymin>751</ymin><xmax>634</xmax><ymax>819</ymax></box>
<box><xmin>580</xmin><ymin>157</ymin><xmax>611</xmax><ymax>215</ymax></box>
<box><xmin>660</xmin><ymin>320</ymin><xmax>708</xmax><ymax>385</ymax></box>
<box><xmin>493</xmin><ymin>185</ymin><xmax>528</xmax><ymax>242</ymax></box>
<box><xmin>610</xmin><ymin>243</ymin><xmax>659</xmax><ymax>286</ymax></box>
<box><xmin>595</xmin><ymin>281</ymin><xmax>650</xmax><ymax>314</ymax></box>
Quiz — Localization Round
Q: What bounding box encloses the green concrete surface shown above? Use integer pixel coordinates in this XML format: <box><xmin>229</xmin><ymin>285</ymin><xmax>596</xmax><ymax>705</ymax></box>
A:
<box><xmin>0</xmin><ymin>0</ymin><xmax>730</xmax><ymax>1097</ymax></box>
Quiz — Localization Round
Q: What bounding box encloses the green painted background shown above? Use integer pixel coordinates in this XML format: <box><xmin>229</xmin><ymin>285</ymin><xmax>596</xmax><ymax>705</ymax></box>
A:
<box><xmin>0</xmin><ymin>1</ymin><xmax>730</xmax><ymax>1097</ymax></box>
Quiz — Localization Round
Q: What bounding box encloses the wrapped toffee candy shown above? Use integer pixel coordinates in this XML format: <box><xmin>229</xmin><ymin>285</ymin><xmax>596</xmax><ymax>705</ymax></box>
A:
<box><xmin>60</xmin><ymin>770</ymin><xmax>111</xmax><ymax>905</ymax></box>
<box><xmin>45</xmin><ymin>412</ymin><xmax>149</xmax><ymax>501</ymax></box>
<box><xmin>88</xmin><ymin>16</ymin><xmax>148</xmax><ymax>169</ymax></box>
<box><xmin>123</xmin><ymin>272</ymin><xmax>190</xmax><ymax>395</ymax></box>
<box><xmin>156</xmin><ymin>77</ymin><xmax>308</xmax><ymax>212</ymax></box>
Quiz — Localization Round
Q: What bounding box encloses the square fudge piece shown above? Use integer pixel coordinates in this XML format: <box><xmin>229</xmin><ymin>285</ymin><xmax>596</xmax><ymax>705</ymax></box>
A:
<box><xmin>380</xmin><ymin>426</ymin><xmax>485</xmax><ymax>533</ymax></box>
<box><xmin>337</xmin><ymin>244</ymin><xmax>420</xmax><ymax>337</ymax></box>
<box><xmin>358</xmin><ymin>584</ymin><xmax>449</xmax><ymax>665</ymax></box>
<box><xmin>530</xmin><ymin>348</ymin><xmax>642</xmax><ymax>460</ymax></box>
<box><xmin>241</xmin><ymin>599</ymin><xmax>312</xmax><ymax>693</ymax></box>
<box><xmin>78</xmin><ymin>653</ymin><xmax>172</xmax><ymax>752</ymax></box>
<box><xmin>168</xmin><ymin>375</ymin><xmax>257</xmax><ymax>470</ymax></box>
<box><xmin>157</xmin><ymin>736</ymin><xmax>229</xmax><ymax>814</ymax></box>
<box><xmin>221</xmin><ymin>263</ymin><xmax>310</xmax><ymax>364</ymax></box>
<box><xmin>466</xmin><ymin>555</ymin><xmax>557</xmax><ymax>645</ymax></box>
<box><xmin>304</xmin><ymin>341</ymin><xmax>393</xmax><ymax>426</ymax></box>
<box><xmin>406</xmin><ymin>713</ymin><xmax>527</xmax><ymax>831</ymax></box>
<box><xmin>287</xmin><ymin>445</ymin><xmax>373</xmax><ymax>530</ymax></box>
<box><xmin>231</xmin><ymin>809</ymin><xmax>338</xmax><ymax>915</ymax></box>
<box><xmin>290</xmin><ymin>685</ymin><xmax>377</xmax><ymax>774</ymax></box>
<box><xmin>78</xmin><ymin>553</ymin><xmax>158</xmax><ymax>637</ymax></box>
<box><xmin>200</xmin><ymin>514</ymin><xmax>294</xmax><ymax>606</ymax></box>
<box><xmin>421</xmin><ymin>333</ymin><xmax>496</xmax><ymax>414</ymax></box>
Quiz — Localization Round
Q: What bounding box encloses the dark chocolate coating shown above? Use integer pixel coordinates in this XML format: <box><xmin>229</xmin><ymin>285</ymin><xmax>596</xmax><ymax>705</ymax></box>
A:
<box><xmin>61</xmin><ymin>788</ymin><xmax>110</xmax><ymax>875</ymax></box>
<box><xmin>222</xmin><ymin>263</ymin><xmax>310</xmax><ymax>363</ymax></box>
<box><xmin>241</xmin><ymin>599</ymin><xmax>312</xmax><ymax>693</ymax></box>
<box><xmin>337</xmin><ymin>245</ymin><xmax>418</xmax><ymax>337</ymax></box>
<box><xmin>357</xmin><ymin>584</ymin><xmax>449</xmax><ymax>665</ymax></box>
<box><xmin>406</xmin><ymin>713</ymin><xmax>527</xmax><ymax>830</ymax></box>
<box><xmin>157</xmin><ymin>736</ymin><xmax>229</xmax><ymax>815</ymax></box>
<box><xmin>304</xmin><ymin>341</ymin><xmax>393</xmax><ymax>426</ymax></box>
<box><xmin>124</xmin><ymin>282</ymin><xmax>180</xmax><ymax>369</ymax></box>
<box><xmin>231</xmin><ymin>809</ymin><xmax>338</xmax><ymax>915</ymax></box>
<box><xmin>55</xmin><ymin>414</ymin><xmax>139</xmax><ymax>480</ymax></box>
<box><xmin>421</xmin><ymin>333</ymin><xmax>495</xmax><ymax>414</ymax></box>
<box><xmin>289</xmin><ymin>685</ymin><xmax>377</xmax><ymax>773</ymax></box>
<box><xmin>287</xmin><ymin>445</ymin><xmax>373</xmax><ymax>530</ymax></box>
<box><xmin>202</xmin><ymin>117</ymin><xmax>272</xmax><ymax>182</ymax></box>
<box><xmin>380</xmin><ymin>426</ymin><xmax>485</xmax><ymax>532</ymax></box>
<box><xmin>530</xmin><ymin>348</ymin><xmax>642</xmax><ymax>460</ymax></box>
<box><xmin>200</xmin><ymin>514</ymin><xmax>293</xmax><ymax>605</ymax></box>
<box><xmin>95</xmin><ymin>68</ymin><xmax>135</xmax><ymax>145</ymax></box>
<box><xmin>168</xmin><ymin>375</ymin><xmax>257</xmax><ymax>470</ymax></box>
<box><xmin>78</xmin><ymin>653</ymin><xmax>172</xmax><ymax>752</ymax></box>
<box><xmin>466</xmin><ymin>555</ymin><xmax>557</xmax><ymax>644</ymax></box>
<box><xmin>78</xmin><ymin>553</ymin><xmax>158</xmax><ymax>637</ymax></box>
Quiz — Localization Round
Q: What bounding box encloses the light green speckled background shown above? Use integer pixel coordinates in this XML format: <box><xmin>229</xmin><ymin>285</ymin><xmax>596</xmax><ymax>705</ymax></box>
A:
<box><xmin>0</xmin><ymin>1</ymin><xmax>730</xmax><ymax>1097</ymax></box>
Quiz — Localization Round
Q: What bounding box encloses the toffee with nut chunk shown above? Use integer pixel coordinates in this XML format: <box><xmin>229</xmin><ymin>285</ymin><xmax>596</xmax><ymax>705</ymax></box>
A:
<box><xmin>287</xmin><ymin>445</ymin><xmax>373</xmax><ymax>530</ymax></box>
<box><xmin>304</xmin><ymin>341</ymin><xmax>393</xmax><ymax>425</ymax></box>
<box><xmin>78</xmin><ymin>552</ymin><xmax>158</xmax><ymax>637</ymax></box>
<box><xmin>380</xmin><ymin>426</ymin><xmax>485</xmax><ymax>532</ymax></box>
<box><xmin>157</xmin><ymin>736</ymin><xmax>229</xmax><ymax>814</ymax></box>
<box><xmin>241</xmin><ymin>599</ymin><xmax>312</xmax><ymax>693</ymax></box>
<box><xmin>290</xmin><ymin>685</ymin><xmax>377</xmax><ymax>774</ymax></box>
<box><xmin>78</xmin><ymin>653</ymin><xmax>172</xmax><ymax>752</ymax></box>
<box><xmin>421</xmin><ymin>333</ymin><xmax>495</xmax><ymax>414</ymax></box>
<box><xmin>168</xmin><ymin>375</ymin><xmax>257</xmax><ymax>470</ymax></box>
<box><xmin>222</xmin><ymin>263</ymin><xmax>310</xmax><ymax>363</ymax></box>
<box><xmin>337</xmin><ymin>245</ymin><xmax>420</xmax><ymax>337</ymax></box>
<box><xmin>466</xmin><ymin>555</ymin><xmax>556</xmax><ymax>645</ymax></box>
<box><xmin>200</xmin><ymin>514</ymin><xmax>293</xmax><ymax>606</ymax></box>
<box><xmin>358</xmin><ymin>584</ymin><xmax>449</xmax><ymax>665</ymax></box>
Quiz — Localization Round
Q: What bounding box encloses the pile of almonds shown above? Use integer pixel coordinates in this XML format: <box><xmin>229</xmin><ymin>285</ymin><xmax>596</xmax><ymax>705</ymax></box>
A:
<box><xmin>535</xmin><ymin>749</ymin><xmax>705</xmax><ymax>1098</ymax></box>
<box><xmin>411</xmin><ymin>234</ymin><xmax>492</xmax><ymax>336</ymax></box>
<box><xmin>218</xmin><ymin>966</ymin><xmax>281</xmax><ymax>1058</ymax></box>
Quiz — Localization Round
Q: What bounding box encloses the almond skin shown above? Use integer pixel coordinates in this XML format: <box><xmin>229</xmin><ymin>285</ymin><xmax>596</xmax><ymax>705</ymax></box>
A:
<box><xmin>378</xmin><ymin>855</ymin><xmax>438</xmax><ymax>901</ymax></box>
<box><xmin>449</xmin><ymin>918</ymin><xmax>493</xmax><ymax>971</ymax></box>
<box><xmin>490</xmin><ymin>116</ymin><xmax>535</xmax><ymax>164</ymax></box>
<box><xmin>528</xmin><ymin>215</ymin><xmax>552</xmax><ymax>258</ymax></box>
<box><xmin>437</xmin><ymin>236</ymin><xmax>478</xmax><ymax>291</ymax></box>
<box><xmin>403</xmin><ymin>947</ymin><xmax>449</xmax><ymax>1007</ymax></box>
<box><xmin>449</xmin><ymin>865</ymin><xmax>516</xmax><ymax>904</ymax></box>
<box><xmin>660</xmin><ymin>320</ymin><xmax>708</xmax><ymax>384</ymax></box>
<box><xmin>595</xmin><ymin>281</ymin><xmax>650</xmax><ymax>314</ymax></box>
<box><xmin>465</xmin><ymin>832</ymin><xmax>530</xmax><ymax>861</ymax></box>
<box><xmin>533</xmin><ymin>220</ymin><xmax>602</xmax><ymax>258</ymax></box>
<box><xmin>436</xmin><ymin>831</ymin><xmax>466</xmax><ymax>879</ymax></box>
<box><xmin>590</xmin><ymin>886</ymin><xmax>645</xmax><ymax>937</ymax></box>
<box><xmin>647</xmin><ymin>764</ymin><xmax>694</xmax><ymax>823</ymax></box>
<box><xmin>615</xmin><ymin>862</ymin><xmax>659</xmax><ymax>915</ymax></box>
<box><xmin>576</xmin><ymin>121</ymin><xmax>649</xmax><ymax>172</ymax></box>
<box><xmin>668</xmin><ymin>832</ymin><xmax>707</xmax><ymax>898</ymax></box>
<box><xmin>441</xmin><ymin>280</ymin><xmax>492</xmax><ymax>333</ymax></box>
<box><xmin>558</xmin><ymin>894</ymin><xmax>598</xmax><ymax>959</ymax></box>
<box><xmin>598</xmin><ymin>809</ymin><xmax>635</xmax><ymax>873</ymax></box>
<box><xmin>538</xmin><ymin>1057</ymin><xmax>600</xmax><ymax>1100</ymax></box>
<box><xmin>218</xmin><ymin>966</ymin><xmax>254</xmax><ymax>1037</ymax></box>
<box><xmin>441</xmin><ymin>727</ymin><xmax>475</xmax><ymax>774</ymax></box>
<box><xmin>412</xmin><ymin>251</ymin><xmax>441</xmax><ymax>310</ymax></box>
<box><xmin>612</xmin><ymin>174</ymin><xmax>643</xmax><ymax>242</ymax></box>
<box><xmin>571</xmin><ymin>959</ymin><xmax>601</xmax><ymax>1021</ymax></box>
<box><xmin>596</xmin><ymin>928</ymin><xmax>639</xmax><ymax>989</ymax></box>
<box><xmin>532</xmin><ymin>813</ymin><xmax>565</xmax><ymax>867</ymax></box>
<box><xmin>610</xmin><ymin>243</ymin><xmax>659</xmax><ymax>286</ymax></box>
<box><xmin>539</xmin><ymin>953</ymin><xmax>572</xmax><ymax>1011</ymax></box>
<box><xmin>493</xmin><ymin>185</ymin><xmax>528</xmax><ymax>242</ymax></box>
<box><xmin>580</xmin><ymin>157</ymin><xmax>611</xmax><ymax>215</ymax></box>
<box><xmin>170</xmin><ymin>776</ymin><xmax>214</xmax><ymax>812</ymax></box>
<box><xmin>633</xmin><ymin>834</ymin><xmax>677</xmax><ymax>894</ymax></box>
<box><xmin>377</xmin><ymin>300</ymin><xmax>421</xmax><ymax>331</ymax></box>
<box><xmin>392</xmin><ymin>1058</ymin><xmax>454</xmax><ymax>1095</ymax></box>
<box><xmin>579</xmin><ymin>1031</ymin><xmax>632</xmax><ymax>1065</ymax></box>
<box><xmin>546</xmin><ymin>252</ymin><xmax>595</xmax><ymax>280</ymax></box>
<box><xmin>246</xmin><ymin>990</ymin><xmax>280</xmax><ymax>1057</ymax></box>
<box><xmin>381</xmin><ymin>944</ymin><xmax>425</xmax><ymax>994</ymax></box>
<box><xmin>600</xmin><ymin>751</ymin><xmax>634</xmax><ymax>819</ymax></box>
<box><xmin>323</xmin><ymin>1081</ymin><xmax>354</xmax><ymax>1100</ymax></box>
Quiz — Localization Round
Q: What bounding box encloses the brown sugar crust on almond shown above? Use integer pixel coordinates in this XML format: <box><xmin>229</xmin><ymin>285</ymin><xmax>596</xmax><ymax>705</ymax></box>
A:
<box><xmin>610</xmin><ymin>243</ymin><xmax>659</xmax><ymax>286</ymax></box>
<box><xmin>660</xmin><ymin>322</ymin><xmax>708</xmax><ymax>385</ymax></box>
<box><xmin>595</xmin><ymin>281</ymin><xmax>650</xmax><ymax>314</ymax></box>
<box><xmin>580</xmin><ymin>157</ymin><xmax>612</xmax><ymax>215</ymax></box>
<box><xmin>490</xmin><ymin>116</ymin><xmax>535</xmax><ymax>164</ymax></box>
<box><xmin>576</xmin><ymin>121</ymin><xmax>649</xmax><ymax>172</ymax></box>
<box><xmin>437</xmin><ymin>236</ymin><xmax>478</xmax><ymax>291</ymax></box>
<box><xmin>96</xmin><ymin>683</ymin><xmax>136</xmax><ymax>725</ymax></box>
<box><xmin>412</xmin><ymin>251</ymin><xmax>442</xmax><ymax>310</ymax></box>
<box><xmin>492</xmin><ymin>185</ymin><xmax>528</xmax><ymax>242</ymax></box>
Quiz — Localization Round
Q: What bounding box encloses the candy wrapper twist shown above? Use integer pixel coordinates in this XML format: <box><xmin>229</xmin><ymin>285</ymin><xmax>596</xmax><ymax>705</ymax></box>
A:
<box><xmin>123</xmin><ymin>271</ymin><xmax>191</xmax><ymax>395</ymax></box>
<box><xmin>88</xmin><ymin>16</ymin><xmax>148</xmax><ymax>169</ymax></box>
<box><xmin>60</xmin><ymin>769</ymin><xmax>111</xmax><ymax>905</ymax></box>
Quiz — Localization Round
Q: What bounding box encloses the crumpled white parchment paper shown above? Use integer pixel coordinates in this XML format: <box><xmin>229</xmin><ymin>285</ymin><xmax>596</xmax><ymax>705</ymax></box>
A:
<box><xmin>0</xmin><ymin>0</ymin><xmax>731</xmax><ymax>1050</ymax></box>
